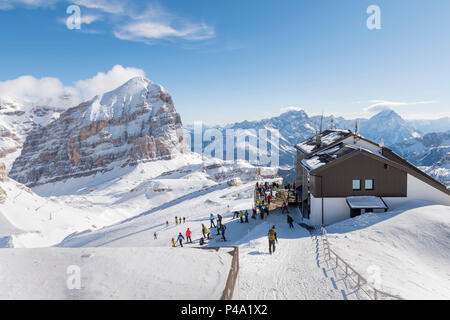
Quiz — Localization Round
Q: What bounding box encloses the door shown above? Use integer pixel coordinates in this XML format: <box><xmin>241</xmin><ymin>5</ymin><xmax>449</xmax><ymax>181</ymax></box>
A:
<box><xmin>350</xmin><ymin>208</ymin><xmax>361</xmax><ymax>218</ymax></box>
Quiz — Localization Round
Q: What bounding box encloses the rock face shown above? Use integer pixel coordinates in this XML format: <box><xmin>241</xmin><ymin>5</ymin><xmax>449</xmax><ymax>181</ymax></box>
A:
<box><xmin>10</xmin><ymin>77</ymin><xmax>186</xmax><ymax>187</ymax></box>
<box><xmin>0</xmin><ymin>97</ymin><xmax>61</xmax><ymax>171</ymax></box>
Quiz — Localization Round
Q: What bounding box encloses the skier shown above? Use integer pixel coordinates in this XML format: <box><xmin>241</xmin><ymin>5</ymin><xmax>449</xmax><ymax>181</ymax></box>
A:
<box><xmin>154</xmin><ymin>232</ymin><xmax>157</xmax><ymax>240</ymax></box>
<box><xmin>216</xmin><ymin>219</ymin><xmax>221</xmax><ymax>235</ymax></box>
<box><xmin>210</xmin><ymin>213</ymin><xmax>216</xmax><ymax>228</ymax></box>
<box><xmin>201</xmin><ymin>224</ymin><xmax>207</xmax><ymax>238</ymax></box>
<box><xmin>287</xmin><ymin>215</ymin><xmax>294</xmax><ymax>229</ymax></box>
<box><xmin>177</xmin><ymin>232</ymin><xmax>185</xmax><ymax>247</ymax></box>
<box><xmin>175</xmin><ymin>216</ymin><xmax>178</xmax><ymax>225</ymax></box>
<box><xmin>268</xmin><ymin>226</ymin><xmax>278</xmax><ymax>255</ymax></box>
<box><xmin>186</xmin><ymin>228</ymin><xmax>192</xmax><ymax>243</ymax></box>
<box><xmin>166</xmin><ymin>220</ymin><xmax>169</xmax><ymax>227</ymax></box>
<box><xmin>183</xmin><ymin>217</ymin><xmax>186</xmax><ymax>223</ymax></box>
<box><xmin>171</xmin><ymin>238</ymin><xmax>176</xmax><ymax>247</ymax></box>
<box><xmin>244</xmin><ymin>210</ymin><xmax>249</xmax><ymax>223</ymax></box>
<box><xmin>239</xmin><ymin>211</ymin><xmax>244</xmax><ymax>223</ymax></box>
<box><xmin>219</xmin><ymin>223</ymin><xmax>227</xmax><ymax>242</ymax></box>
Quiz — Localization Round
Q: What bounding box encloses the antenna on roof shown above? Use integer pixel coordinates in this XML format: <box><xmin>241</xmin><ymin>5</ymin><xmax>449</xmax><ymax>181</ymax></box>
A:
<box><xmin>315</xmin><ymin>128</ymin><xmax>322</xmax><ymax>147</ymax></box>
<box><xmin>354</xmin><ymin>120</ymin><xmax>360</xmax><ymax>144</ymax></box>
<box><xmin>320</xmin><ymin>111</ymin><xmax>324</xmax><ymax>134</ymax></box>
<box><xmin>379</xmin><ymin>138</ymin><xmax>384</xmax><ymax>148</ymax></box>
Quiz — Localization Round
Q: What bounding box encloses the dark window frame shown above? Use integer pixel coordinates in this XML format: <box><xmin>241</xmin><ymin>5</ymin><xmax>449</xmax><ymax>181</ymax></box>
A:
<box><xmin>352</xmin><ymin>179</ymin><xmax>361</xmax><ymax>191</ymax></box>
<box><xmin>365</xmin><ymin>179</ymin><xmax>375</xmax><ymax>190</ymax></box>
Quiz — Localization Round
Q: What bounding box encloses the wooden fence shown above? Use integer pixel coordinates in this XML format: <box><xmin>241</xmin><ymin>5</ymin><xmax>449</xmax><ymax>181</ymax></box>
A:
<box><xmin>319</xmin><ymin>226</ymin><xmax>402</xmax><ymax>300</ymax></box>
<box><xmin>197</xmin><ymin>246</ymin><xmax>239</xmax><ymax>300</ymax></box>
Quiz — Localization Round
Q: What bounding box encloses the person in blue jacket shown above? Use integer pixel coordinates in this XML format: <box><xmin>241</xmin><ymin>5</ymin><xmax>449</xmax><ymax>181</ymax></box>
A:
<box><xmin>177</xmin><ymin>232</ymin><xmax>185</xmax><ymax>247</ymax></box>
<box><xmin>210</xmin><ymin>213</ymin><xmax>216</xmax><ymax>228</ymax></box>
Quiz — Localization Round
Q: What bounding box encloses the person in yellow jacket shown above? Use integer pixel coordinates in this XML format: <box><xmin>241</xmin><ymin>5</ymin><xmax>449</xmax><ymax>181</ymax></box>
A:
<box><xmin>171</xmin><ymin>238</ymin><xmax>176</xmax><ymax>247</ymax></box>
<box><xmin>268</xmin><ymin>225</ymin><xmax>278</xmax><ymax>255</ymax></box>
<box><xmin>205</xmin><ymin>227</ymin><xmax>211</xmax><ymax>239</ymax></box>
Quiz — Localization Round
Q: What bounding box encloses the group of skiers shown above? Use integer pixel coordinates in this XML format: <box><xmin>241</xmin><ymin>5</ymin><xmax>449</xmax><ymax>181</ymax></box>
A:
<box><xmin>174</xmin><ymin>216</ymin><xmax>186</xmax><ymax>225</ymax></box>
<box><xmin>165</xmin><ymin>180</ymin><xmax>296</xmax><ymax>254</ymax></box>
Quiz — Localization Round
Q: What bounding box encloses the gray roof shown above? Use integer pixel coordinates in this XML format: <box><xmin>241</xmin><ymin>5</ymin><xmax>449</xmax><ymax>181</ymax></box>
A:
<box><xmin>295</xmin><ymin>129</ymin><xmax>352</xmax><ymax>155</ymax></box>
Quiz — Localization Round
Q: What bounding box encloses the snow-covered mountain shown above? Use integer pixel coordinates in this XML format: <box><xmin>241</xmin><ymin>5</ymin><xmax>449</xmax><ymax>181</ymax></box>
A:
<box><xmin>391</xmin><ymin>131</ymin><xmax>450</xmax><ymax>187</ymax></box>
<box><xmin>359</xmin><ymin>109</ymin><xmax>421</xmax><ymax>146</ymax></box>
<box><xmin>9</xmin><ymin>77</ymin><xmax>186</xmax><ymax>187</ymax></box>
<box><xmin>0</xmin><ymin>97</ymin><xmax>61</xmax><ymax>171</ymax></box>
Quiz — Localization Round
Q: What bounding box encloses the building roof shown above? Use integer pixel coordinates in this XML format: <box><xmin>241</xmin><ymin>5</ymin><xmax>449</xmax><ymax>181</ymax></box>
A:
<box><xmin>298</xmin><ymin>140</ymin><xmax>450</xmax><ymax>196</ymax></box>
<box><xmin>295</xmin><ymin>129</ymin><xmax>352</xmax><ymax>155</ymax></box>
<box><xmin>300</xmin><ymin>142</ymin><xmax>384</xmax><ymax>172</ymax></box>
<box><xmin>346</xmin><ymin>196</ymin><xmax>388</xmax><ymax>209</ymax></box>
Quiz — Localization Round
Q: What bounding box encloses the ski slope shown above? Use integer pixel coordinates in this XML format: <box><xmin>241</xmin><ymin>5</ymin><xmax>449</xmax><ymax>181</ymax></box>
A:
<box><xmin>59</xmin><ymin>181</ymin><xmax>362</xmax><ymax>300</ymax></box>
<box><xmin>326</xmin><ymin>202</ymin><xmax>450</xmax><ymax>300</ymax></box>
<box><xmin>0</xmin><ymin>247</ymin><xmax>232</xmax><ymax>299</ymax></box>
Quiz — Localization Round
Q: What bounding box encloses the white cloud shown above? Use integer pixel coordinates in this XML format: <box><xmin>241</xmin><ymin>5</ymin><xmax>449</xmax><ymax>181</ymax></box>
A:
<box><xmin>0</xmin><ymin>75</ymin><xmax>79</xmax><ymax>109</ymax></box>
<box><xmin>364</xmin><ymin>100</ymin><xmax>439</xmax><ymax>113</ymax></box>
<box><xmin>72</xmin><ymin>0</ymin><xmax>126</xmax><ymax>14</ymax></box>
<box><xmin>0</xmin><ymin>0</ymin><xmax>58</xmax><ymax>10</ymax></box>
<box><xmin>280</xmin><ymin>106</ymin><xmax>303</xmax><ymax>113</ymax></box>
<box><xmin>0</xmin><ymin>65</ymin><xmax>146</xmax><ymax>109</ymax></box>
<box><xmin>1</xmin><ymin>0</ymin><xmax>215</xmax><ymax>44</ymax></box>
<box><xmin>114</xmin><ymin>21</ymin><xmax>214</xmax><ymax>42</ymax></box>
<box><xmin>75</xmin><ymin>65</ymin><xmax>146</xmax><ymax>100</ymax></box>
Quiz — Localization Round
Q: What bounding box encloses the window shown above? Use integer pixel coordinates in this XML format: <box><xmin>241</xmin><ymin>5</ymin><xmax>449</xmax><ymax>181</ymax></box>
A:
<box><xmin>352</xmin><ymin>179</ymin><xmax>361</xmax><ymax>191</ymax></box>
<box><xmin>365</xmin><ymin>179</ymin><xmax>374</xmax><ymax>190</ymax></box>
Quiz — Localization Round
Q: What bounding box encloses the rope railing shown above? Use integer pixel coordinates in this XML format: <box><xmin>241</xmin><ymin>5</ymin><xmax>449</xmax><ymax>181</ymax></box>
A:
<box><xmin>319</xmin><ymin>226</ymin><xmax>402</xmax><ymax>300</ymax></box>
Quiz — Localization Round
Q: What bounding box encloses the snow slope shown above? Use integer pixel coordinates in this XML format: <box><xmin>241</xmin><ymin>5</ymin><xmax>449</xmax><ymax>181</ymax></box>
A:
<box><xmin>59</xmin><ymin>180</ymin><xmax>364</xmax><ymax>300</ymax></box>
<box><xmin>0</xmin><ymin>247</ymin><xmax>232</xmax><ymax>299</ymax></box>
<box><xmin>1</xmin><ymin>153</ymin><xmax>276</xmax><ymax>248</ymax></box>
<box><xmin>326</xmin><ymin>202</ymin><xmax>450</xmax><ymax>299</ymax></box>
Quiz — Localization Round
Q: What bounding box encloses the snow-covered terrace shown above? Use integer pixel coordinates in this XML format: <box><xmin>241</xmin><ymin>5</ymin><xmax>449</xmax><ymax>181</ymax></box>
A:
<box><xmin>295</xmin><ymin>129</ymin><xmax>352</xmax><ymax>155</ymax></box>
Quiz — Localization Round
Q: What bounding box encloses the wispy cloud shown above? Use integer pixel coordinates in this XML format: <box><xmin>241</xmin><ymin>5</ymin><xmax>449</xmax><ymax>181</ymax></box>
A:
<box><xmin>1</xmin><ymin>0</ymin><xmax>215</xmax><ymax>44</ymax></box>
<box><xmin>280</xmin><ymin>106</ymin><xmax>303</xmax><ymax>113</ymax></box>
<box><xmin>364</xmin><ymin>100</ymin><xmax>439</xmax><ymax>113</ymax></box>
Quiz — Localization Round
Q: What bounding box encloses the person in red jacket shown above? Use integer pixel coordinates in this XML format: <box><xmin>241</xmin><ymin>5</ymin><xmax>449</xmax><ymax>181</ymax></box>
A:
<box><xmin>186</xmin><ymin>228</ymin><xmax>192</xmax><ymax>243</ymax></box>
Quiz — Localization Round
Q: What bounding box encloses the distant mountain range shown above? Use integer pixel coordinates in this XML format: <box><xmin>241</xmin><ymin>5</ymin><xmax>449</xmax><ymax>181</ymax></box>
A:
<box><xmin>186</xmin><ymin>108</ymin><xmax>449</xmax><ymax>186</ymax></box>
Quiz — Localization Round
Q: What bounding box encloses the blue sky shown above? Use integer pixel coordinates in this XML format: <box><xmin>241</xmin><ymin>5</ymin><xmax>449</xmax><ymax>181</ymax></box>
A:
<box><xmin>0</xmin><ymin>0</ymin><xmax>449</xmax><ymax>124</ymax></box>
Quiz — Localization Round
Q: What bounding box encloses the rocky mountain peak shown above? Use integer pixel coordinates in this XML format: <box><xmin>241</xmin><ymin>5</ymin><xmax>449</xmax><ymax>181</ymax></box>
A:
<box><xmin>9</xmin><ymin>77</ymin><xmax>186</xmax><ymax>187</ymax></box>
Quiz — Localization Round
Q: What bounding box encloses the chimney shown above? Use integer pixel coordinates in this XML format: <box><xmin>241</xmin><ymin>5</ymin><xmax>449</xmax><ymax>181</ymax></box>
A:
<box><xmin>353</xmin><ymin>120</ymin><xmax>360</xmax><ymax>144</ymax></box>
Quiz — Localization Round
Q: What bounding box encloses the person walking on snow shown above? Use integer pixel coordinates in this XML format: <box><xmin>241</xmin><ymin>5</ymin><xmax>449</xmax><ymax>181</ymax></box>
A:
<box><xmin>171</xmin><ymin>238</ymin><xmax>176</xmax><ymax>247</ymax></box>
<box><xmin>175</xmin><ymin>216</ymin><xmax>178</xmax><ymax>225</ymax></box>
<box><xmin>244</xmin><ymin>210</ymin><xmax>249</xmax><ymax>223</ymax></box>
<box><xmin>268</xmin><ymin>226</ymin><xmax>278</xmax><ymax>255</ymax></box>
<box><xmin>183</xmin><ymin>217</ymin><xmax>186</xmax><ymax>223</ymax></box>
<box><xmin>239</xmin><ymin>210</ymin><xmax>244</xmax><ymax>223</ymax></box>
<box><xmin>154</xmin><ymin>232</ymin><xmax>157</xmax><ymax>240</ymax></box>
<box><xmin>201</xmin><ymin>224</ymin><xmax>207</xmax><ymax>238</ymax></box>
<box><xmin>186</xmin><ymin>228</ymin><xmax>192</xmax><ymax>243</ymax></box>
<box><xmin>287</xmin><ymin>215</ymin><xmax>294</xmax><ymax>229</ymax></box>
<box><xmin>233</xmin><ymin>211</ymin><xmax>239</xmax><ymax>219</ymax></box>
<box><xmin>177</xmin><ymin>232</ymin><xmax>185</xmax><ymax>247</ymax></box>
<box><xmin>166</xmin><ymin>220</ymin><xmax>169</xmax><ymax>227</ymax></box>
<box><xmin>205</xmin><ymin>227</ymin><xmax>211</xmax><ymax>239</ymax></box>
<box><xmin>219</xmin><ymin>224</ymin><xmax>227</xmax><ymax>242</ymax></box>
<box><xmin>210</xmin><ymin>214</ymin><xmax>216</xmax><ymax>228</ymax></box>
<box><xmin>217</xmin><ymin>219</ymin><xmax>221</xmax><ymax>235</ymax></box>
